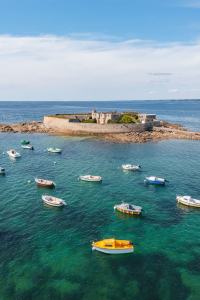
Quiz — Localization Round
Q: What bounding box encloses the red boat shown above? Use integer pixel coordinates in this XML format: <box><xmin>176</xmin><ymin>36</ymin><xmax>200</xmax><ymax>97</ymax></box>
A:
<box><xmin>35</xmin><ymin>178</ymin><xmax>55</xmax><ymax>187</ymax></box>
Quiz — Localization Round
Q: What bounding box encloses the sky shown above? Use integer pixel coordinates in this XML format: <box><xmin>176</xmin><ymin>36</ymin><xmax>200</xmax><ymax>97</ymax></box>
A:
<box><xmin>0</xmin><ymin>0</ymin><xmax>200</xmax><ymax>100</ymax></box>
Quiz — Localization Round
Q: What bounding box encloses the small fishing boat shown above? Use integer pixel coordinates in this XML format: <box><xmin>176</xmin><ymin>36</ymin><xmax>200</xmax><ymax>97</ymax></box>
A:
<box><xmin>0</xmin><ymin>167</ymin><xmax>5</xmax><ymax>173</ymax></box>
<box><xmin>122</xmin><ymin>164</ymin><xmax>141</xmax><ymax>171</ymax></box>
<box><xmin>114</xmin><ymin>202</ymin><xmax>143</xmax><ymax>215</ymax></box>
<box><xmin>42</xmin><ymin>195</ymin><xmax>66</xmax><ymax>207</ymax></box>
<box><xmin>7</xmin><ymin>150</ymin><xmax>21</xmax><ymax>158</ymax></box>
<box><xmin>22</xmin><ymin>145</ymin><xmax>34</xmax><ymax>150</ymax></box>
<box><xmin>47</xmin><ymin>148</ymin><xmax>62</xmax><ymax>153</ymax></box>
<box><xmin>145</xmin><ymin>176</ymin><xmax>168</xmax><ymax>185</ymax></box>
<box><xmin>176</xmin><ymin>195</ymin><xmax>200</xmax><ymax>207</ymax></box>
<box><xmin>80</xmin><ymin>175</ymin><xmax>102</xmax><ymax>182</ymax></box>
<box><xmin>92</xmin><ymin>238</ymin><xmax>134</xmax><ymax>254</ymax></box>
<box><xmin>21</xmin><ymin>140</ymin><xmax>29</xmax><ymax>145</ymax></box>
<box><xmin>35</xmin><ymin>178</ymin><xmax>55</xmax><ymax>187</ymax></box>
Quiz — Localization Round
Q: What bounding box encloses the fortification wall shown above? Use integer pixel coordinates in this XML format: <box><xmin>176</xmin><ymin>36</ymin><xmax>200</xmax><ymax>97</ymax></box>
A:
<box><xmin>44</xmin><ymin>116</ymin><xmax>159</xmax><ymax>133</ymax></box>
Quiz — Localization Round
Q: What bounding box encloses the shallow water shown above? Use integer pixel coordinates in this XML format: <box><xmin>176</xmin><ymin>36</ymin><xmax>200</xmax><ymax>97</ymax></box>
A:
<box><xmin>1</xmin><ymin>101</ymin><xmax>200</xmax><ymax>299</ymax></box>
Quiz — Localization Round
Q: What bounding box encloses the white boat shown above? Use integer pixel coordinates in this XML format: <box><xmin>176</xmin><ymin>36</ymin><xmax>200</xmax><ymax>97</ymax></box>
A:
<box><xmin>7</xmin><ymin>150</ymin><xmax>21</xmax><ymax>158</ymax></box>
<box><xmin>42</xmin><ymin>195</ymin><xmax>66</xmax><ymax>207</ymax></box>
<box><xmin>47</xmin><ymin>148</ymin><xmax>62</xmax><ymax>153</ymax></box>
<box><xmin>35</xmin><ymin>178</ymin><xmax>55</xmax><ymax>187</ymax></box>
<box><xmin>80</xmin><ymin>175</ymin><xmax>102</xmax><ymax>182</ymax></box>
<box><xmin>0</xmin><ymin>167</ymin><xmax>5</xmax><ymax>173</ymax></box>
<box><xmin>122</xmin><ymin>164</ymin><xmax>141</xmax><ymax>171</ymax></box>
<box><xmin>176</xmin><ymin>195</ymin><xmax>200</xmax><ymax>207</ymax></box>
<box><xmin>22</xmin><ymin>145</ymin><xmax>34</xmax><ymax>150</ymax></box>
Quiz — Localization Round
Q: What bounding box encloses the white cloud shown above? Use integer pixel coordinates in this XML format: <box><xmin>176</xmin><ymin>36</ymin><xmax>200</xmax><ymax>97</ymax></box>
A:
<box><xmin>168</xmin><ymin>89</ymin><xmax>178</xmax><ymax>92</ymax></box>
<box><xmin>0</xmin><ymin>35</ymin><xmax>200</xmax><ymax>100</ymax></box>
<box><xmin>149</xmin><ymin>91</ymin><xmax>157</xmax><ymax>94</ymax></box>
<box><xmin>191</xmin><ymin>89</ymin><xmax>200</xmax><ymax>92</ymax></box>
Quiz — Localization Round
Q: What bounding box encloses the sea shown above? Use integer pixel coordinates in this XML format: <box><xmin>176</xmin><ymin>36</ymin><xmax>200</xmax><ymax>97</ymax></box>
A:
<box><xmin>0</xmin><ymin>100</ymin><xmax>200</xmax><ymax>300</ymax></box>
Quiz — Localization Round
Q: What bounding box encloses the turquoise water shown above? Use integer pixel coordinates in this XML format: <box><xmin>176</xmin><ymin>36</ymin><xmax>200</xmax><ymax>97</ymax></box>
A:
<box><xmin>1</xmin><ymin>101</ymin><xmax>200</xmax><ymax>299</ymax></box>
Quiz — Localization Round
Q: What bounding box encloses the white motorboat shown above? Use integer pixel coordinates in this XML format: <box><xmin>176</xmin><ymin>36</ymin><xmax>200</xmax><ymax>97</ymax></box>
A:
<box><xmin>47</xmin><ymin>148</ymin><xmax>62</xmax><ymax>153</ymax></box>
<box><xmin>176</xmin><ymin>195</ymin><xmax>200</xmax><ymax>207</ymax></box>
<box><xmin>42</xmin><ymin>195</ymin><xmax>66</xmax><ymax>207</ymax></box>
<box><xmin>7</xmin><ymin>150</ymin><xmax>21</xmax><ymax>158</ymax></box>
<box><xmin>22</xmin><ymin>145</ymin><xmax>34</xmax><ymax>150</ymax></box>
<box><xmin>0</xmin><ymin>167</ymin><xmax>5</xmax><ymax>173</ymax></box>
<box><xmin>122</xmin><ymin>164</ymin><xmax>141</xmax><ymax>171</ymax></box>
<box><xmin>80</xmin><ymin>175</ymin><xmax>102</xmax><ymax>182</ymax></box>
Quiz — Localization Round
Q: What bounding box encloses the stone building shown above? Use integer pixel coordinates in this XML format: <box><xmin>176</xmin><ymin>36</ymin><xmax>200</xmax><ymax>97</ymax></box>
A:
<box><xmin>138</xmin><ymin>113</ymin><xmax>156</xmax><ymax>123</ymax></box>
<box><xmin>92</xmin><ymin>110</ymin><xmax>124</xmax><ymax>124</ymax></box>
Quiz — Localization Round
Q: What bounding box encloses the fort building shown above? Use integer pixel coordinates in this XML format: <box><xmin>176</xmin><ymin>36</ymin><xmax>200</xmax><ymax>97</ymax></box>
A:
<box><xmin>92</xmin><ymin>110</ymin><xmax>124</xmax><ymax>124</ymax></box>
<box><xmin>138</xmin><ymin>113</ymin><xmax>156</xmax><ymax>123</ymax></box>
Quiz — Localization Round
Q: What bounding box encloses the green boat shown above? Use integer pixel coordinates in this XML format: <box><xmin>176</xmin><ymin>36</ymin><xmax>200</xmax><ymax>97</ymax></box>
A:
<box><xmin>21</xmin><ymin>140</ymin><xmax>29</xmax><ymax>145</ymax></box>
<box><xmin>47</xmin><ymin>148</ymin><xmax>62</xmax><ymax>153</ymax></box>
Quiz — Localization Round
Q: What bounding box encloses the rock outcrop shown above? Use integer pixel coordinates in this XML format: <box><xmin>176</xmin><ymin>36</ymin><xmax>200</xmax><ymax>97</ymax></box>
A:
<box><xmin>0</xmin><ymin>121</ymin><xmax>200</xmax><ymax>143</ymax></box>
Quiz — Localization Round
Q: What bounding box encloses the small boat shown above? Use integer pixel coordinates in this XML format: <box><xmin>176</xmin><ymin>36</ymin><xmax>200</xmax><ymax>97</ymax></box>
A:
<box><xmin>21</xmin><ymin>140</ymin><xmax>29</xmax><ymax>145</ymax></box>
<box><xmin>176</xmin><ymin>195</ymin><xmax>200</xmax><ymax>207</ymax></box>
<box><xmin>0</xmin><ymin>167</ymin><xmax>5</xmax><ymax>173</ymax></box>
<box><xmin>47</xmin><ymin>148</ymin><xmax>62</xmax><ymax>153</ymax></box>
<box><xmin>145</xmin><ymin>176</ymin><xmax>168</xmax><ymax>185</ymax></box>
<box><xmin>42</xmin><ymin>195</ymin><xmax>66</xmax><ymax>207</ymax></box>
<box><xmin>22</xmin><ymin>145</ymin><xmax>34</xmax><ymax>150</ymax></box>
<box><xmin>35</xmin><ymin>178</ymin><xmax>55</xmax><ymax>187</ymax></box>
<box><xmin>122</xmin><ymin>164</ymin><xmax>141</xmax><ymax>171</ymax></box>
<box><xmin>114</xmin><ymin>202</ymin><xmax>143</xmax><ymax>215</ymax></box>
<box><xmin>92</xmin><ymin>238</ymin><xmax>134</xmax><ymax>254</ymax></box>
<box><xmin>80</xmin><ymin>175</ymin><xmax>102</xmax><ymax>182</ymax></box>
<box><xmin>7</xmin><ymin>150</ymin><xmax>21</xmax><ymax>158</ymax></box>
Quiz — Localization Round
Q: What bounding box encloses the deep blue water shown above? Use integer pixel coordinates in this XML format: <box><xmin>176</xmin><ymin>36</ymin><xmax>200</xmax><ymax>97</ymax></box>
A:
<box><xmin>0</xmin><ymin>101</ymin><xmax>200</xmax><ymax>300</ymax></box>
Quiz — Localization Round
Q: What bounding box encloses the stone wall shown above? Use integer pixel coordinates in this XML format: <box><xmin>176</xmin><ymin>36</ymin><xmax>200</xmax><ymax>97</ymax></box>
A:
<box><xmin>44</xmin><ymin>116</ymin><xmax>160</xmax><ymax>133</ymax></box>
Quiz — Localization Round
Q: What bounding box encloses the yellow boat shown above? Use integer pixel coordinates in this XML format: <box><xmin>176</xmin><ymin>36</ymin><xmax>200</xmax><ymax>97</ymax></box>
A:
<box><xmin>92</xmin><ymin>238</ymin><xmax>134</xmax><ymax>254</ymax></box>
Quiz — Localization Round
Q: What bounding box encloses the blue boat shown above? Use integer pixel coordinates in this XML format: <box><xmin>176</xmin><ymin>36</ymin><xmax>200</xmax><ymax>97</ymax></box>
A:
<box><xmin>145</xmin><ymin>176</ymin><xmax>169</xmax><ymax>185</ymax></box>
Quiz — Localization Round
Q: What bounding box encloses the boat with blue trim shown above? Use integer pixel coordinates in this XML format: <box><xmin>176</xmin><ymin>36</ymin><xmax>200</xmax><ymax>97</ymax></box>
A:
<box><xmin>145</xmin><ymin>176</ymin><xmax>169</xmax><ymax>185</ymax></box>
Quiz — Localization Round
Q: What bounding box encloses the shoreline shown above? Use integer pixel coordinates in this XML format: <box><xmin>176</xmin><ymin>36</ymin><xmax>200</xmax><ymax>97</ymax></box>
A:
<box><xmin>0</xmin><ymin>121</ymin><xmax>200</xmax><ymax>143</ymax></box>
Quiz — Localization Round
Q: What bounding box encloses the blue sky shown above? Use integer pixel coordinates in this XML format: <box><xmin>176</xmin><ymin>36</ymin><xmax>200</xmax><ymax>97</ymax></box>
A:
<box><xmin>1</xmin><ymin>0</ymin><xmax>200</xmax><ymax>42</ymax></box>
<box><xmin>0</xmin><ymin>0</ymin><xmax>200</xmax><ymax>100</ymax></box>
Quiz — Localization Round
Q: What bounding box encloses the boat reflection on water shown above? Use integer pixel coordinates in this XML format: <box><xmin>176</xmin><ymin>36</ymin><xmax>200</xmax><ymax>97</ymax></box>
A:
<box><xmin>43</xmin><ymin>202</ymin><xmax>66</xmax><ymax>211</ymax></box>
<box><xmin>176</xmin><ymin>202</ymin><xmax>200</xmax><ymax>213</ymax></box>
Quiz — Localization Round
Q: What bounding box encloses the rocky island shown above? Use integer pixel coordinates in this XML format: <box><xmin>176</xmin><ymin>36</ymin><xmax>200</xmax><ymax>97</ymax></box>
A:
<box><xmin>0</xmin><ymin>110</ymin><xmax>200</xmax><ymax>143</ymax></box>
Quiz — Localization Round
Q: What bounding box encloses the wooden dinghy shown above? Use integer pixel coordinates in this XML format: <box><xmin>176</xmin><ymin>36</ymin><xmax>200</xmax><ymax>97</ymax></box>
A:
<box><xmin>7</xmin><ymin>150</ymin><xmax>21</xmax><ymax>158</ymax></box>
<box><xmin>35</xmin><ymin>178</ymin><xmax>55</xmax><ymax>187</ymax></box>
<box><xmin>145</xmin><ymin>176</ymin><xmax>169</xmax><ymax>185</ymax></box>
<box><xmin>42</xmin><ymin>195</ymin><xmax>66</xmax><ymax>207</ymax></box>
<box><xmin>122</xmin><ymin>164</ymin><xmax>141</xmax><ymax>171</ymax></box>
<box><xmin>176</xmin><ymin>195</ymin><xmax>200</xmax><ymax>207</ymax></box>
<box><xmin>92</xmin><ymin>238</ymin><xmax>134</xmax><ymax>254</ymax></box>
<box><xmin>114</xmin><ymin>202</ymin><xmax>143</xmax><ymax>215</ymax></box>
<box><xmin>80</xmin><ymin>175</ymin><xmax>102</xmax><ymax>182</ymax></box>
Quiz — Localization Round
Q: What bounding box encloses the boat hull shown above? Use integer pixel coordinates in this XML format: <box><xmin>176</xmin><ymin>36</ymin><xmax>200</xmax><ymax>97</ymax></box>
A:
<box><xmin>115</xmin><ymin>206</ymin><xmax>141</xmax><ymax>215</ymax></box>
<box><xmin>47</xmin><ymin>149</ymin><xmax>62</xmax><ymax>153</ymax></box>
<box><xmin>7</xmin><ymin>152</ymin><xmax>21</xmax><ymax>158</ymax></box>
<box><xmin>43</xmin><ymin>200</ymin><xmax>64</xmax><ymax>207</ymax></box>
<box><xmin>37</xmin><ymin>183</ymin><xmax>54</xmax><ymax>187</ymax></box>
<box><xmin>145</xmin><ymin>178</ymin><xmax>165</xmax><ymax>185</ymax></box>
<box><xmin>92</xmin><ymin>246</ymin><xmax>134</xmax><ymax>254</ymax></box>
<box><xmin>80</xmin><ymin>176</ymin><xmax>102</xmax><ymax>182</ymax></box>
